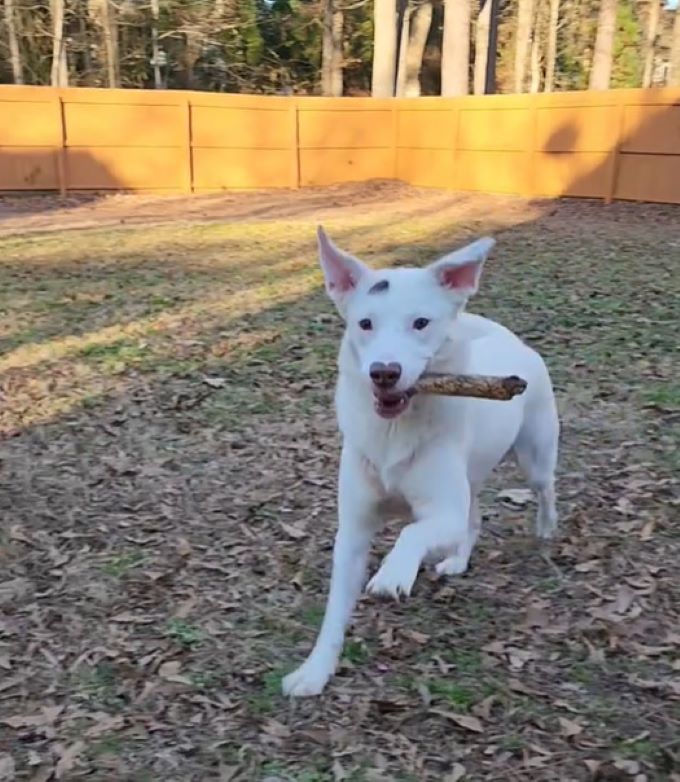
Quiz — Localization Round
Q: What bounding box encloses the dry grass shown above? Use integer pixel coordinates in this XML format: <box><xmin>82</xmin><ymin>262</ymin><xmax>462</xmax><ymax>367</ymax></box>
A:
<box><xmin>0</xmin><ymin>182</ymin><xmax>679</xmax><ymax>782</ymax></box>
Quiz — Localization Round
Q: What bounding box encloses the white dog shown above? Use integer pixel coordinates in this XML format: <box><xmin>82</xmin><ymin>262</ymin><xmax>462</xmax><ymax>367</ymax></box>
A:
<box><xmin>282</xmin><ymin>227</ymin><xmax>559</xmax><ymax>697</ymax></box>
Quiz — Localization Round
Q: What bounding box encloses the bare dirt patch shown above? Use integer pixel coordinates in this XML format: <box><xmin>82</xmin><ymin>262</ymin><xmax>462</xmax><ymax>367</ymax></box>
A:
<box><xmin>0</xmin><ymin>183</ymin><xmax>678</xmax><ymax>781</ymax></box>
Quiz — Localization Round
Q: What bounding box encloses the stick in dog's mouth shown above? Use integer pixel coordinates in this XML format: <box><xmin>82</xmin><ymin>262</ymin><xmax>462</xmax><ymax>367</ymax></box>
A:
<box><xmin>373</xmin><ymin>373</ymin><xmax>527</xmax><ymax>419</ymax></box>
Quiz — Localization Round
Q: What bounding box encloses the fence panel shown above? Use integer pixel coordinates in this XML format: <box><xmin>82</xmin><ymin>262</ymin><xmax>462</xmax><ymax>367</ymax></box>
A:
<box><xmin>1</xmin><ymin>85</ymin><xmax>680</xmax><ymax>204</ymax></box>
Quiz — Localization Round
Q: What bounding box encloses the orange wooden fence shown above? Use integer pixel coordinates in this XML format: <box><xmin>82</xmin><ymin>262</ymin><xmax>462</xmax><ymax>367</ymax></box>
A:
<box><xmin>1</xmin><ymin>85</ymin><xmax>679</xmax><ymax>204</ymax></box>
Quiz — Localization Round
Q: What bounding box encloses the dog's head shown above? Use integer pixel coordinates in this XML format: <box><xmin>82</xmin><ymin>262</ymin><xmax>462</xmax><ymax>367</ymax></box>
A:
<box><xmin>317</xmin><ymin>226</ymin><xmax>495</xmax><ymax>419</ymax></box>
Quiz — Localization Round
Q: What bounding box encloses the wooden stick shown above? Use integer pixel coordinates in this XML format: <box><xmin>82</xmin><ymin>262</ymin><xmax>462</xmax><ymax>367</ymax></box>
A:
<box><xmin>414</xmin><ymin>373</ymin><xmax>527</xmax><ymax>401</ymax></box>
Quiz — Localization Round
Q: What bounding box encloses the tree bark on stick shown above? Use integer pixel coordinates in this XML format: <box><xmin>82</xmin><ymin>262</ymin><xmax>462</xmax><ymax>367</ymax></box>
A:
<box><xmin>441</xmin><ymin>0</ymin><xmax>471</xmax><ymax>96</ymax></box>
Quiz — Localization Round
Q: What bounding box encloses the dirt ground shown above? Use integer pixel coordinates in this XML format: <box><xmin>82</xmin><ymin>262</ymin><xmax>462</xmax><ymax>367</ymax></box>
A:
<box><xmin>0</xmin><ymin>182</ymin><xmax>678</xmax><ymax>782</ymax></box>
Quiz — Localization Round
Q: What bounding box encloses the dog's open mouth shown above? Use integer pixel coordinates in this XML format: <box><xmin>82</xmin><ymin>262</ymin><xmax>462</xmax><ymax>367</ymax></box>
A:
<box><xmin>373</xmin><ymin>389</ymin><xmax>415</xmax><ymax>419</ymax></box>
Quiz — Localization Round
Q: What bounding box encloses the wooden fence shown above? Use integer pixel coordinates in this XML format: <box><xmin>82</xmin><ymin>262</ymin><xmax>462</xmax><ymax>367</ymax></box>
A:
<box><xmin>1</xmin><ymin>85</ymin><xmax>679</xmax><ymax>204</ymax></box>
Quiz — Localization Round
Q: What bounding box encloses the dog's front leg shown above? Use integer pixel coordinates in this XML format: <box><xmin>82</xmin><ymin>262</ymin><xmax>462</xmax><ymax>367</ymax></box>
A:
<box><xmin>366</xmin><ymin>449</ymin><xmax>470</xmax><ymax>599</ymax></box>
<box><xmin>282</xmin><ymin>446</ymin><xmax>378</xmax><ymax>697</ymax></box>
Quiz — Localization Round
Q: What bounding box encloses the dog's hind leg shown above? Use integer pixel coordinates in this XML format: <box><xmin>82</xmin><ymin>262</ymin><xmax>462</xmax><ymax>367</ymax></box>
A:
<box><xmin>513</xmin><ymin>397</ymin><xmax>559</xmax><ymax>539</ymax></box>
<box><xmin>435</xmin><ymin>491</ymin><xmax>480</xmax><ymax>576</ymax></box>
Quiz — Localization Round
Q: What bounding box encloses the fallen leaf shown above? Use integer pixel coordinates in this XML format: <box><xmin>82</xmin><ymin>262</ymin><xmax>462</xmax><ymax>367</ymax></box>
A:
<box><xmin>497</xmin><ymin>488</ymin><xmax>534</xmax><ymax>506</ymax></box>
<box><xmin>559</xmin><ymin>716</ymin><xmax>584</xmax><ymax>737</ymax></box>
<box><xmin>429</xmin><ymin>709</ymin><xmax>484</xmax><ymax>733</ymax></box>
<box><xmin>202</xmin><ymin>375</ymin><xmax>227</xmax><ymax>388</ymax></box>
<box><xmin>445</xmin><ymin>763</ymin><xmax>466</xmax><ymax>781</ymax></box>
<box><xmin>55</xmin><ymin>741</ymin><xmax>84</xmax><ymax>780</ymax></box>
<box><xmin>0</xmin><ymin>578</ymin><xmax>33</xmax><ymax>607</ymax></box>
<box><xmin>280</xmin><ymin>522</ymin><xmax>307</xmax><ymax>540</ymax></box>
<box><xmin>85</xmin><ymin>714</ymin><xmax>125</xmax><ymax>738</ymax></box>
<box><xmin>0</xmin><ymin>755</ymin><xmax>15</xmax><ymax>782</ymax></box>
<box><xmin>639</xmin><ymin>519</ymin><xmax>656</xmax><ymax>540</ymax></box>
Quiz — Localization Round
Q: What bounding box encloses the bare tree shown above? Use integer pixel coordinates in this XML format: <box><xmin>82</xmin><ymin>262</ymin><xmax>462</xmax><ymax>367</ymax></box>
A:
<box><xmin>395</xmin><ymin>1</ymin><xmax>411</xmax><ymax>95</ymax></box>
<box><xmin>403</xmin><ymin>0</ymin><xmax>432</xmax><ymax>95</ymax></box>
<box><xmin>89</xmin><ymin>0</ymin><xmax>120</xmax><ymax>87</ymax></box>
<box><xmin>642</xmin><ymin>0</ymin><xmax>660</xmax><ymax>88</ymax></box>
<box><xmin>544</xmin><ymin>0</ymin><xmax>559</xmax><ymax>91</ymax></box>
<box><xmin>372</xmin><ymin>0</ymin><xmax>397</xmax><ymax>96</ymax></box>
<box><xmin>529</xmin><ymin>13</ymin><xmax>541</xmax><ymax>92</ymax></box>
<box><xmin>589</xmin><ymin>0</ymin><xmax>618</xmax><ymax>90</ymax></box>
<box><xmin>671</xmin><ymin>6</ymin><xmax>680</xmax><ymax>87</ymax></box>
<box><xmin>321</xmin><ymin>0</ymin><xmax>343</xmax><ymax>96</ymax></box>
<box><xmin>150</xmin><ymin>0</ymin><xmax>163</xmax><ymax>89</ymax></box>
<box><xmin>473</xmin><ymin>0</ymin><xmax>491</xmax><ymax>94</ymax></box>
<box><xmin>514</xmin><ymin>0</ymin><xmax>534</xmax><ymax>92</ymax></box>
<box><xmin>50</xmin><ymin>0</ymin><xmax>68</xmax><ymax>86</ymax></box>
<box><xmin>441</xmin><ymin>0</ymin><xmax>471</xmax><ymax>95</ymax></box>
<box><xmin>3</xmin><ymin>0</ymin><xmax>23</xmax><ymax>84</ymax></box>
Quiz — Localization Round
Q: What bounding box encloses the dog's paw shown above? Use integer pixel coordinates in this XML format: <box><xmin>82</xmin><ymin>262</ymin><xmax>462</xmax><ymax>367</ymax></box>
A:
<box><xmin>282</xmin><ymin>658</ymin><xmax>333</xmax><ymax>697</ymax></box>
<box><xmin>366</xmin><ymin>551</ymin><xmax>419</xmax><ymax>599</ymax></box>
<box><xmin>435</xmin><ymin>554</ymin><xmax>470</xmax><ymax>577</ymax></box>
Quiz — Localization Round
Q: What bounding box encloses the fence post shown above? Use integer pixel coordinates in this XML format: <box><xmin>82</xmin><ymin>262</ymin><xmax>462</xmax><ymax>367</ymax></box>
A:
<box><xmin>289</xmin><ymin>98</ymin><xmax>300</xmax><ymax>189</ymax></box>
<box><xmin>605</xmin><ymin>97</ymin><xmax>626</xmax><ymax>205</ymax></box>
<box><xmin>184</xmin><ymin>96</ymin><xmax>194</xmax><ymax>194</ymax></box>
<box><xmin>55</xmin><ymin>93</ymin><xmax>67</xmax><ymax>197</ymax></box>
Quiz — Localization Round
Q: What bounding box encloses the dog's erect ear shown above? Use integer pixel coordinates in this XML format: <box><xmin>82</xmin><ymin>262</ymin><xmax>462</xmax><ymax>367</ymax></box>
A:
<box><xmin>428</xmin><ymin>237</ymin><xmax>495</xmax><ymax>298</ymax></box>
<box><xmin>317</xmin><ymin>226</ymin><xmax>369</xmax><ymax>310</ymax></box>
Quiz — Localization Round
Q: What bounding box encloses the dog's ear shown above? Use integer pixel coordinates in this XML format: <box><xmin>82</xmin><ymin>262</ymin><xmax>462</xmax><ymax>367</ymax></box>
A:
<box><xmin>428</xmin><ymin>237</ymin><xmax>495</xmax><ymax>298</ymax></box>
<box><xmin>317</xmin><ymin>226</ymin><xmax>369</xmax><ymax>311</ymax></box>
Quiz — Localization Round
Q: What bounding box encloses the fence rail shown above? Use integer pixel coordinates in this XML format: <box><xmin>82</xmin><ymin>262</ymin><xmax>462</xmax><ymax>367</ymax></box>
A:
<box><xmin>1</xmin><ymin>85</ymin><xmax>679</xmax><ymax>204</ymax></box>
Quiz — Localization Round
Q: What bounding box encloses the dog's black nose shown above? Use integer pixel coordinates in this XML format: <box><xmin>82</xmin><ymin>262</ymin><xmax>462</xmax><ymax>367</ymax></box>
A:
<box><xmin>370</xmin><ymin>361</ymin><xmax>402</xmax><ymax>389</ymax></box>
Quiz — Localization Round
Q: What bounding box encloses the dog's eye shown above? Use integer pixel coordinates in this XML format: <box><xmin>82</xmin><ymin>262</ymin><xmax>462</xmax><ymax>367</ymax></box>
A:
<box><xmin>413</xmin><ymin>317</ymin><xmax>430</xmax><ymax>331</ymax></box>
<box><xmin>358</xmin><ymin>318</ymin><xmax>373</xmax><ymax>331</ymax></box>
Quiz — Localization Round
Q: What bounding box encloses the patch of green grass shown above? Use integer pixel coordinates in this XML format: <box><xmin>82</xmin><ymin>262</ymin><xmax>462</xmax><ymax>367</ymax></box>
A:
<box><xmin>426</xmin><ymin>680</ymin><xmax>477</xmax><ymax>711</ymax></box>
<box><xmin>342</xmin><ymin>639</ymin><xmax>369</xmax><ymax>665</ymax></box>
<box><xmin>101</xmin><ymin>550</ymin><xmax>147</xmax><ymax>577</ymax></box>
<box><xmin>442</xmin><ymin>648</ymin><xmax>483</xmax><ymax>674</ymax></box>
<box><xmin>643</xmin><ymin>383</ymin><xmax>680</xmax><ymax>410</ymax></box>
<box><xmin>166</xmin><ymin>619</ymin><xmax>205</xmax><ymax>648</ymax></box>
<box><xmin>301</xmin><ymin>605</ymin><xmax>325</xmax><ymax>628</ymax></box>
<box><xmin>615</xmin><ymin>738</ymin><xmax>661</xmax><ymax>761</ymax></box>
<box><xmin>80</xmin><ymin>339</ymin><xmax>151</xmax><ymax>373</ymax></box>
<box><xmin>74</xmin><ymin>661</ymin><xmax>123</xmax><ymax>709</ymax></box>
<box><xmin>89</xmin><ymin>735</ymin><xmax>125</xmax><ymax>757</ymax></box>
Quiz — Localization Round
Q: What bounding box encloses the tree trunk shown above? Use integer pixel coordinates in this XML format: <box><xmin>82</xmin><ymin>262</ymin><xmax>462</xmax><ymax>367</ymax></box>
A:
<box><xmin>670</xmin><ymin>8</ymin><xmax>680</xmax><ymax>87</ymax></box>
<box><xmin>473</xmin><ymin>0</ymin><xmax>491</xmax><ymax>94</ymax></box>
<box><xmin>99</xmin><ymin>0</ymin><xmax>119</xmax><ymax>87</ymax></box>
<box><xmin>544</xmin><ymin>0</ymin><xmax>559</xmax><ymax>91</ymax></box>
<box><xmin>372</xmin><ymin>0</ymin><xmax>397</xmax><ymax>96</ymax></box>
<box><xmin>395</xmin><ymin>2</ymin><xmax>412</xmax><ymax>95</ymax></box>
<box><xmin>529</xmin><ymin>18</ymin><xmax>541</xmax><ymax>92</ymax></box>
<box><xmin>150</xmin><ymin>0</ymin><xmax>163</xmax><ymax>89</ymax></box>
<box><xmin>50</xmin><ymin>0</ymin><xmax>68</xmax><ymax>87</ymax></box>
<box><xmin>642</xmin><ymin>0</ymin><xmax>660</xmax><ymax>88</ymax></box>
<box><xmin>4</xmin><ymin>0</ymin><xmax>23</xmax><ymax>84</ymax></box>
<box><xmin>589</xmin><ymin>0</ymin><xmax>618</xmax><ymax>90</ymax></box>
<box><xmin>403</xmin><ymin>0</ymin><xmax>432</xmax><ymax>96</ymax></box>
<box><xmin>441</xmin><ymin>0</ymin><xmax>471</xmax><ymax>96</ymax></box>
<box><xmin>514</xmin><ymin>0</ymin><xmax>534</xmax><ymax>93</ymax></box>
<box><xmin>322</xmin><ymin>0</ymin><xmax>344</xmax><ymax>96</ymax></box>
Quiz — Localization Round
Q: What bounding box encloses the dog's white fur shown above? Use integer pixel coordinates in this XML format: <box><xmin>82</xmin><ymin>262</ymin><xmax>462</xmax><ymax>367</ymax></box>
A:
<box><xmin>282</xmin><ymin>227</ymin><xmax>559</xmax><ymax>697</ymax></box>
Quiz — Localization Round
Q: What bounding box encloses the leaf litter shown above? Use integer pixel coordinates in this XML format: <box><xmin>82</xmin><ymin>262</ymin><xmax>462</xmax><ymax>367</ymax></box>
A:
<box><xmin>0</xmin><ymin>185</ymin><xmax>678</xmax><ymax>780</ymax></box>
